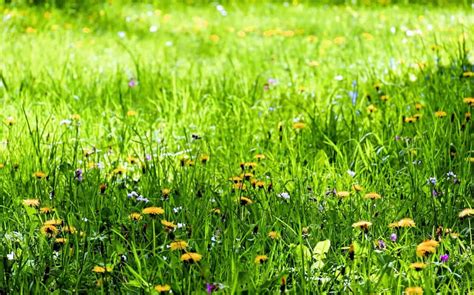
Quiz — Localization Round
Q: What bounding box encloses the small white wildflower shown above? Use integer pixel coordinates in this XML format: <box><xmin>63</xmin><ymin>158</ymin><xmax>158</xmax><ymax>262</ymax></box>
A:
<box><xmin>149</xmin><ymin>25</ymin><xmax>158</xmax><ymax>33</ymax></box>
<box><xmin>118</xmin><ymin>31</ymin><xmax>126</xmax><ymax>38</ymax></box>
<box><xmin>334</xmin><ymin>75</ymin><xmax>344</xmax><ymax>81</ymax></box>
<box><xmin>7</xmin><ymin>252</ymin><xmax>14</xmax><ymax>261</ymax></box>
<box><xmin>60</xmin><ymin>119</ymin><xmax>72</xmax><ymax>125</ymax></box>
<box><xmin>173</xmin><ymin>206</ymin><xmax>182</xmax><ymax>213</ymax></box>
<box><xmin>347</xmin><ymin>170</ymin><xmax>356</xmax><ymax>177</ymax></box>
<box><xmin>278</xmin><ymin>192</ymin><xmax>290</xmax><ymax>200</ymax></box>
<box><xmin>177</xmin><ymin>223</ymin><xmax>186</xmax><ymax>229</ymax></box>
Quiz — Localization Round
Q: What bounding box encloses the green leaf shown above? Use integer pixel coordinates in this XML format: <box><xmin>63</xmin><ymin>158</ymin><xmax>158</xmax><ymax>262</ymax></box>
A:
<box><xmin>313</xmin><ymin>240</ymin><xmax>331</xmax><ymax>261</ymax></box>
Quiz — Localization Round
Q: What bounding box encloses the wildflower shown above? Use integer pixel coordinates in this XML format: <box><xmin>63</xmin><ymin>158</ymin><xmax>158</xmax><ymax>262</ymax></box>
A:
<box><xmin>278</xmin><ymin>192</ymin><xmax>290</xmax><ymax>200</ymax></box>
<box><xmin>128</xmin><ymin>79</ymin><xmax>138</xmax><ymax>88</ymax></box>
<box><xmin>40</xmin><ymin>225</ymin><xmax>58</xmax><ymax>237</ymax></box>
<box><xmin>211</xmin><ymin>208</ymin><xmax>221</xmax><ymax>215</ymax></box>
<box><xmin>380</xmin><ymin>95</ymin><xmax>389</xmax><ymax>102</ymax></box>
<box><xmin>416</xmin><ymin>240</ymin><xmax>439</xmax><ymax>257</ymax></box>
<box><xmin>364</xmin><ymin>192</ymin><xmax>381</xmax><ymax>199</ymax></box>
<box><xmin>170</xmin><ymin>240</ymin><xmax>188</xmax><ymax>251</ymax></box>
<box><xmin>54</xmin><ymin>238</ymin><xmax>67</xmax><ymax>244</ymax></box>
<box><xmin>390</xmin><ymin>233</ymin><xmax>397</xmax><ymax>242</ymax></box>
<box><xmin>254</xmin><ymin>181</ymin><xmax>265</xmax><ymax>189</ymax></box>
<box><xmin>255</xmin><ymin>255</ymin><xmax>268</xmax><ymax>264</ymax></box>
<box><xmin>232</xmin><ymin>183</ymin><xmax>246</xmax><ymax>191</ymax></box>
<box><xmin>33</xmin><ymin>171</ymin><xmax>47</xmax><ymax>179</ymax></box>
<box><xmin>129</xmin><ymin>213</ymin><xmax>142</xmax><ymax>221</ymax></box>
<box><xmin>161</xmin><ymin>220</ymin><xmax>177</xmax><ymax>231</ymax></box>
<box><xmin>239</xmin><ymin>197</ymin><xmax>253</xmax><ymax>205</ymax></box>
<box><xmin>229</xmin><ymin>176</ymin><xmax>243</xmax><ymax>183</ymax></box>
<box><xmin>462</xmin><ymin>71</ymin><xmax>473</xmax><ymax>78</ymax></box>
<box><xmin>255</xmin><ymin>154</ymin><xmax>265</xmax><ymax>160</ymax></box>
<box><xmin>155</xmin><ymin>284</ymin><xmax>171</xmax><ymax>293</ymax></box>
<box><xmin>377</xmin><ymin>240</ymin><xmax>386</xmax><ymax>250</ymax></box>
<box><xmin>352</xmin><ymin>184</ymin><xmax>363</xmax><ymax>192</ymax></box>
<box><xmin>63</xmin><ymin>225</ymin><xmax>77</xmax><ymax>234</ymax></box>
<box><xmin>404</xmin><ymin>117</ymin><xmax>416</xmax><ymax>123</ymax></box>
<box><xmin>112</xmin><ymin>166</ymin><xmax>126</xmax><ymax>176</ymax></box>
<box><xmin>44</xmin><ymin>219</ymin><xmax>63</xmax><ymax>226</ymax></box>
<box><xmin>206</xmin><ymin>283</ymin><xmax>220</xmax><ymax>294</ymax></box>
<box><xmin>23</xmin><ymin>199</ymin><xmax>40</xmax><ymax>207</ymax></box>
<box><xmin>162</xmin><ymin>188</ymin><xmax>171</xmax><ymax>198</ymax></box>
<box><xmin>458</xmin><ymin>208</ymin><xmax>474</xmax><ymax>219</ymax></box>
<box><xmin>142</xmin><ymin>207</ymin><xmax>165</xmax><ymax>216</ymax></box>
<box><xmin>389</xmin><ymin>218</ymin><xmax>416</xmax><ymax>228</ymax></box>
<box><xmin>352</xmin><ymin>221</ymin><xmax>372</xmax><ymax>231</ymax></box>
<box><xmin>434</xmin><ymin>111</ymin><xmax>447</xmax><ymax>118</ymax></box>
<box><xmin>410</xmin><ymin>262</ymin><xmax>427</xmax><ymax>271</ymax></box>
<box><xmin>40</xmin><ymin>207</ymin><xmax>54</xmax><ymax>214</ymax></box>
<box><xmin>463</xmin><ymin>97</ymin><xmax>474</xmax><ymax>106</ymax></box>
<box><xmin>200</xmin><ymin>154</ymin><xmax>210</xmax><ymax>164</ymax></box>
<box><xmin>415</xmin><ymin>103</ymin><xmax>423</xmax><ymax>110</ymax></box>
<box><xmin>7</xmin><ymin>252</ymin><xmax>14</xmax><ymax>261</ymax></box>
<box><xmin>405</xmin><ymin>287</ymin><xmax>423</xmax><ymax>295</ymax></box>
<box><xmin>440</xmin><ymin>254</ymin><xmax>449</xmax><ymax>263</ymax></box>
<box><xmin>71</xmin><ymin>114</ymin><xmax>80</xmax><ymax>121</ymax></box>
<box><xmin>347</xmin><ymin>170</ymin><xmax>356</xmax><ymax>177</ymax></box>
<box><xmin>427</xmin><ymin>177</ymin><xmax>437</xmax><ymax>185</ymax></box>
<box><xmin>4</xmin><ymin>116</ymin><xmax>15</xmax><ymax>126</ymax></box>
<box><xmin>180</xmin><ymin>252</ymin><xmax>202</xmax><ymax>263</ymax></box>
<box><xmin>268</xmin><ymin>231</ymin><xmax>280</xmax><ymax>239</ymax></box>
<box><xmin>336</xmin><ymin>191</ymin><xmax>350</xmax><ymax>198</ymax></box>
<box><xmin>292</xmin><ymin>122</ymin><xmax>306</xmax><ymax>129</ymax></box>
<box><xmin>75</xmin><ymin>169</ymin><xmax>83</xmax><ymax>182</ymax></box>
<box><xmin>126</xmin><ymin>110</ymin><xmax>137</xmax><ymax>117</ymax></box>
<box><xmin>126</xmin><ymin>156</ymin><xmax>139</xmax><ymax>165</ymax></box>
<box><xmin>92</xmin><ymin>265</ymin><xmax>112</xmax><ymax>273</ymax></box>
<box><xmin>367</xmin><ymin>104</ymin><xmax>377</xmax><ymax>113</ymax></box>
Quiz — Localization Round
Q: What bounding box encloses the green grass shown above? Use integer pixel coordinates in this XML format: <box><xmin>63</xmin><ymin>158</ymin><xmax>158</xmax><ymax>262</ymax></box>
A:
<box><xmin>0</xmin><ymin>1</ymin><xmax>473</xmax><ymax>293</ymax></box>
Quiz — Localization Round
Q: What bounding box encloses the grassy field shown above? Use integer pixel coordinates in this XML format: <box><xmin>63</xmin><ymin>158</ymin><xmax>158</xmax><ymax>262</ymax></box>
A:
<box><xmin>0</xmin><ymin>1</ymin><xmax>473</xmax><ymax>293</ymax></box>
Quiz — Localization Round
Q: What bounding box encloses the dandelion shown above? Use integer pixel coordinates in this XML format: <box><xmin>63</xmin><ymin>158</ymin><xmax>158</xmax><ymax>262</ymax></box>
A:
<box><xmin>23</xmin><ymin>199</ymin><xmax>40</xmax><ymax>207</ymax></box>
<box><xmin>126</xmin><ymin>110</ymin><xmax>137</xmax><ymax>117</ymax></box>
<box><xmin>112</xmin><ymin>166</ymin><xmax>126</xmax><ymax>176</ymax></box>
<box><xmin>161</xmin><ymin>220</ymin><xmax>177</xmax><ymax>231</ymax></box>
<box><xmin>416</xmin><ymin>240</ymin><xmax>439</xmax><ymax>257</ymax></box>
<box><xmin>415</xmin><ymin>103</ymin><xmax>423</xmax><ymax>110</ymax></box>
<box><xmin>404</xmin><ymin>117</ymin><xmax>416</xmax><ymax>123</ymax></box>
<box><xmin>71</xmin><ymin>114</ymin><xmax>80</xmax><ymax>121</ymax></box>
<box><xmin>40</xmin><ymin>207</ymin><xmax>54</xmax><ymax>214</ymax></box>
<box><xmin>161</xmin><ymin>188</ymin><xmax>171</xmax><ymax>198</ymax></box>
<box><xmin>255</xmin><ymin>255</ymin><xmax>268</xmax><ymax>264</ymax></box>
<box><xmin>255</xmin><ymin>154</ymin><xmax>265</xmax><ymax>160</ymax></box>
<box><xmin>293</xmin><ymin>122</ymin><xmax>306</xmax><ymax>129</ymax></box>
<box><xmin>410</xmin><ymin>262</ymin><xmax>427</xmax><ymax>271</ymax></box>
<box><xmin>352</xmin><ymin>221</ymin><xmax>372</xmax><ymax>231</ymax></box>
<box><xmin>440</xmin><ymin>254</ymin><xmax>449</xmax><ymax>263</ymax></box>
<box><xmin>463</xmin><ymin>97</ymin><xmax>474</xmax><ymax>106</ymax></box>
<box><xmin>389</xmin><ymin>218</ymin><xmax>416</xmax><ymax>228</ymax></box>
<box><xmin>169</xmin><ymin>240</ymin><xmax>188</xmax><ymax>251</ymax></box>
<box><xmin>405</xmin><ymin>287</ymin><xmax>423</xmax><ymax>295</ymax></box>
<box><xmin>458</xmin><ymin>208</ymin><xmax>474</xmax><ymax>219</ymax></box>
<box><xmin>200</xmin><ymin>154</ymin><xmax>210</xmax><ymax>164</ymax></box>
<box><xmin>40</xmin><ymin>225</ymin><xmax>58</xmax><ymax>237</ymax></box>
<box><xmin>33</xmin><ymin>171</ymin><xmax>47</xmax><ymax>179</ymax></box>
<box><xmin>154</xmin><ymin>284</ymin><xmax>171</xmax><ymax>293</ymax></box>
<box><xmin>129</xmin><ymin>213</ymin><xmax>142</xmax><ymax>221</ymax></box>
<box><xmin>180</xmin><ymin>252</ymin><xmax>202</xmax><ymax>263</ymax></box>
<box><xmin>239</xmin><ymin>197</ymin><xmax>253</xmax><ymax>205</ymax></box>
<box><xmin>63</xmin><ymin>225</ymin><xmax>77</xmax><ymax>234</ymax></box>
<box><xmin>92</xmin><ymin>265</ymin><xmax>112</xmax><ymax>273</ymax></box>
<box><xmin>54</xmin><ymin>238</ymin><xmax>67</xmax><ymax>244</ymax></box>
<box><xmin>336</xmin><ymin>191</ymin><xmax>350</xmax><ymax>198</ymax></box>
<box><xmin>364</xmin><ymin>192</ymin><xmax>381</xmax><ymax>199</ymax></box>
<box><xmin>434</xmin><ymin>111</ymin><xmax>447</xmax><ymax>118</ymax></box>
<box><xmin>268</xmin><ymin>231</ymin><xmax>280</xmax><ymax>239</ymax></box>
<box><xmin>367</xmin><ymin>104</ymin><xmax>377</xmax><ymax>113</ymax></box>
<box><xmin>352</xmin><ymin>184</ymin><xmax>364</xmax><ymax>192</ymax></box>
<box><xmin>44</xmin><ymin>219</ymin><xmax>63</xmax><ymax>226</ymax></box>
<box><xmin>142</xmin><ymin>207</ymin><xmax>165</xmax><ymax>216</ymax></box>
<box><xmin>211</xmin><ymin>208</ymin><xmax>221</xmax><ymax>215</ymax></box>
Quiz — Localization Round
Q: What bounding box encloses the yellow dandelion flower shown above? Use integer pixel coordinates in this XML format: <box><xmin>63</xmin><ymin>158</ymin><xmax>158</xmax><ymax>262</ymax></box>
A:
<box><xmin>129</xmin><ymin>212</ymin><xmax>142</xmax><ymax>221</ymax></box>
<box><xmin>180</xmin><ymin>252</ymin><xmax>202</xmax><ymax>263</ymax></box>
<box><xmin>40</xmin><ymin>207</ymin><xmax>54</xmax><ymax>214</ymax></box>
<box><xmin>336</xmin><ymin>191</ymin><xmax>350</xmax><ymax>198</ymax></box>
<box><xmin>463</xmin><ymin>97</ymin><xmax>474</xmax><ymax>106</ymax></box>
<box><xmin>239</xmin><ymin>196</ymin><xmax>253</xmax><ymax>206</ymax></box>
<box><xmin>200</xmin><ymin>154</ymin><xmax>210</xmax><ymax>164</ymax></box>
<box><xmin>255</xmin><ymin>154</ymin><xmax>266</xmax><ymax>160</ymax></box>
<box><xmin>268</xmin><ymin>231</ymin><xmax>280</xmax><ymax>239</ymax></box>
<box><xmin>161</xmin><ymin>220</ymin><xmax>177</xmax><ymax>231</ymax></box>
<box><xmin>352</xmin><ymin>184</ymin><xmax>364</xmax><ymax>192</ymax></box>
<box><xmin>126</xmin><ymin>156</ymin><xmax>139</xmax><ymax>165</ymax></box>
<box><xmin>462</xmin><ymin>71</ymin><xmax>473</xmax><ymax>78</ymax></box>
<box><xmin>409</xmin><ymin>262</ymin><xmax>427</xmax><ymax>271</ymax></box>
<box><xmin>241</xmin><ymin>172</ymin><xmax>254</xmax><ymax>180</ymax></box>
<box><xmin>112</xmin><ymin>166</ymin><xmax>126</xmax><ymax>175</ymax></box>
<box><xmin>4</xmin><ymin>116</ymin><xmax>15</xmax><ymax>126</ymax></box>
<box><xmin>415</xmin><ymin>103</ymin><xmax>423</xmax><ymax>110</ymax></box>
<box><xmin>405</xmin><ymin>287</ymin><xmax>423</xmax><ymax>295</ymax></box>
<box><xmin>364</xmin><ymin>192</ymin><xmax>381</xmax><ymax>200</ymax></box>
<box><xmin>367</xmin><ymin>104</ymin><xmax>377</xmax><ymax>113</ymax></box>
<box><xmin>352</xmin><ymin>221</ymin><xmax>372</xmax><ymax>231</ymax></box>
<box><xmin>232</xmin><ymin>183</ymin><xmax>246</xmax><ymax>191</ymax></box>
<box><xmin>416</xmin><ymin>240</ymin><xmax>439</xmax><ymax>257</ymax></box>
<box><xmin>255</xmin><ymin>255</ymin><xmax>268</xmax><ymax>264</ymax></box>
<box><xmin>92</xmin><ymin>265</ymin><xmax>112</xmax><ymax>273</ymax></box>
<box><xmin>33</xmin><ymin>171</ymin><xmax>47</xmax><ymax>179</ymax></box>
<box><xmin>169</xmin><ymin>240</ymin><xmax>188</xmax><ymax>251</ymax></box>
<box><xmin>380</xmin><ymin>95</ymin><xmax>389</xmax><ymax>102</ymax></box>
<box><xmin>458</xmin><ymin>208</ymin><xmax>474</xmax><ymax>219</ymax></box>
<box><xmin>229</xmin><ymin>176</ymin><xmax>243</xmax><ymax>183</ymax></box>
<box><xmin>41</xmin><ymin>225</ymin><xmax>58</xmax><ymax>237</ymax></box>
<box><xmin>434</xmin><ymin>111</ymin><xmax>447</xmax><ymax>118</ymax></box>
<box><xmin>293</xmin><ymin>122</ymin><xmax>306</xmax><ymax>129</ymax></box>
<box><xmin>404</xmin><ymin>117</ymin><xmax>416</xmax><ymax>123</ymax></box>
<box><xmin>142</xmin><ymin>207</ymin><xmax>165</xmax><ymax>216</ymax></box>
<box><xmin>254</xmin><ymin>181</ymin><xmax>265</xmax><ymax>189</ymax></box>
<box><xmin>126</xmin><ymin>110</ymin><xmax>137</xmax><ymax>117</ymax></box>
<box><xmin>54</xmin><ymin>238</ymin><xmax>67</xmax><ymax>244</ymax></box>
<box><xmin>23</xmin><ymin>199</ymin><xmax>40</xmax><ymax>207</ymax></box>
<box><xmin>413</xmin><ymin>113</ymin><xmax>422</xmax><ymax>120</ymax></box>
<box><xmin>162</xmin><ymin>188</ymin><xmax>171</xmax><ymax>197</ymax></box>
<box><xmin>211</xmin><ymin>208</ymin><xmax>221</xmax><ymax>215</ymax></box>
<box><xmin>154</xmin><ymin>284</ymin><xmax>171</xmax><ymax>293</ymax></box>
<box><xmin>44</xmin><ymin>219</ymin><xmax>63</xmax><ymax>226</ymax></box>
<box><xmin>71</xmin><ymin>114</ymin><xmax>81</xmax><ymax>121</ymax></box>
<box><xmin>63</xmin><ymin>225</ymin><xmax>77</xmax><ymax>234</ymax></box>
<box><xmin>26</xmin><ymin>27</ymin><xmax>37</xmax><ymax>33</ymax></box>
<box><xmin>389</xmin><ymin>218</ymin><xmax>416</xmax><ymax>228</ymax></box>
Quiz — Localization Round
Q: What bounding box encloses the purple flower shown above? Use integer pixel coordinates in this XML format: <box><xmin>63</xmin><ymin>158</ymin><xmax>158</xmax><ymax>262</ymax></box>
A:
<box><xmin>394</xmin><ymin>135</ymin><xmax>401</xmax><ymax>141</ymax></box>
<box><xmin>206</xmin><ymin>283</ymin><xmax>218</xmax><ymax>294</ymax></box>
<box><xmin>128</xmin><ymin>79</ymin><xmax>138</xmax><ymax>88</ymax></box>
<box><xmin>377</xmin><ymin>239</ymin><xmax>386</xmax><ymax>250</ymax></box>
<box><xmin>390</xmin><ymin>233</ymin><xmax>397</xmax><ymax>242</ymax></box>
<box><xmin>432</xmin><ymin>189</ymin><xmax>439</xmax><ymax>197</ymax></box>
<box><xmin>440</xmin><ymin>254</ymin><xmax>449</xmax><ymax>263</ymax></box>
<box><xmin>427</xmin><ymin>177</ymin><xmax>437</xmax><ymax>185</ymax></box>
<box><xmin>75</xmin><ymin>169</ymin><xmax>83</xmax><ymax>182</ymax></box>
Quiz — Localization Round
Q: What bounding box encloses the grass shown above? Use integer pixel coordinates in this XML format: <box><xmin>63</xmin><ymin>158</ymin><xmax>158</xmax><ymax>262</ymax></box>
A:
<box><xmin>0</xmin><ymin>1</ymin><xmax>473</xmax><ymax>293</ymax></box>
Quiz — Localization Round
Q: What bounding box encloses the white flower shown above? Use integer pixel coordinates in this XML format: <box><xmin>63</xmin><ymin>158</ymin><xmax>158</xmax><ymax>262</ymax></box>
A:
<box><xmin>347</xmin><ymin>170</ymin><xmax>356</xmax><ymax>177</ymax></box>
<box><xmin>118</xmin><ymin>31</ymin><xmax>126</xmax><ymax>38</ymax></box>
<box><xmin>7</xmin><ymin>252</ymin><xmax>14</xmax><ymax>261</ymax></box>
<box><xmin>60</xmin><ymin>119</ymin><xmax>72</xmax><ymax>125</ymax></box>
<box><xmin>149</xmin><ymin>25</ymin><xmax>158</xmax><ymax>33</ymax></box>
<box><xmin>177</xmin><ymin>223</ymin><xmax>186</xmax><ymax>229</ymax></box>
<box><xmin>278</xmin><ymin>192</ymin><xmax>290</xmax><ymax>200</ymax></box>
<box><xmin>173</xmin><ymin>206</ymin><xmax>182</xmax><ymax>213</ymax></box>
<box><xmin>334</xmin><ymin>75</ymin><xmax>344</xmax><ymax>81</ymax></box>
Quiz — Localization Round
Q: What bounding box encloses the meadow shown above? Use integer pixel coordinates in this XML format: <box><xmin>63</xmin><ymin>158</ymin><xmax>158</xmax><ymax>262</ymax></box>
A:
<box><xmin>0</xmin><ymin>0</ymin><xmax>473</xmax><ymax>293</ymax></box>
